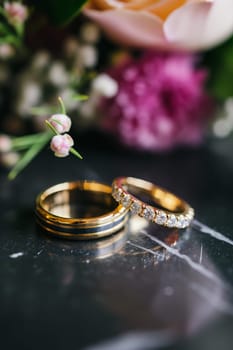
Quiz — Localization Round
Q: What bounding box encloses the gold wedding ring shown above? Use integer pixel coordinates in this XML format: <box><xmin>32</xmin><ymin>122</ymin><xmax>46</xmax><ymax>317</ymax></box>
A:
<box><xmin>35</xmin><ymin>181</ymin><xmax>129</xmax><ymax>240</ymax></box>
<box><xmin>112</xmin><ymin>177</ymin><xmax>194</xmax><ymax>229</ymax></box>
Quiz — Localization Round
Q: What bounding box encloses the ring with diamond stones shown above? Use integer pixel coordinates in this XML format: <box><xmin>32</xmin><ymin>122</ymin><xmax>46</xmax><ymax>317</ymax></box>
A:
<box><xmin>112</xmin><ymin>177</ymin><xmax>194</xmax><ymax>229</ymax></box>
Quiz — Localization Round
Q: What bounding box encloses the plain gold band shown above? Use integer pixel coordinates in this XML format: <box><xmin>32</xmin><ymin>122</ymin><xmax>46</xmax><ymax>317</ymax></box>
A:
<box><xmin>112</xmin><ymin>177</ymin><xmax>194</xmax><ymax>229</ymax></box>
<box><xmin>35</xmin><ymin>180</ymin><xmax>129</xmax><ymax>240</ymax></box>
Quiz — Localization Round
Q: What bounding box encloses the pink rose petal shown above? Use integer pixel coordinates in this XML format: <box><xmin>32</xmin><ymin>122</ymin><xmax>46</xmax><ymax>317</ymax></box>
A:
<box><xmin>164</xmin><ymin>0</ymin><xmax>233</xmax><ymax>50</ymax></box>
<box><xmin>84</xmin><ymin>8</ymin><xmax>167</xmax><ymax>49</ymax></box>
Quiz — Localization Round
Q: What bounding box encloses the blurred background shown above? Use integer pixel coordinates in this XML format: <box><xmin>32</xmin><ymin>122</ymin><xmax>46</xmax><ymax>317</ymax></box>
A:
<box><xmin>1</xmin><ymin>1</ymin><xmax>233</xmax><ymax>350</ymax></box>
<box><xmin>0</xmin><ymin>0</ymin><xmax>233</xmax><ymax>174</ymax></box>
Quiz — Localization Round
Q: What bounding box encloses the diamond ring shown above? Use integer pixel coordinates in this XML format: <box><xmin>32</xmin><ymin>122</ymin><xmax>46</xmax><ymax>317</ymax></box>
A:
<box><xmin>112</xmin><ymin>177</ymin><xmax>194</xmax><ymax>229</ymax></box>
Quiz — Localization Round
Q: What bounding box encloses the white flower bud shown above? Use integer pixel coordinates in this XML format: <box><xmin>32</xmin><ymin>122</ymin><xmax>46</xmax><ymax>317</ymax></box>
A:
<box><xmin>79</xmin><ymin>45</ymin><xmax>97</xmax><ymax>68</ymax></box>
<box><xmin>31</xmin><ymin>51</ymin><xmax>50</xmax><ymax>71</ymax></box>
<box><xmin>63</xmin><ymin>38</ymin><xmax>79</xmax><ymax>58</ymax></box>
<box><xmin>49</xmin><ymin>114</ymin><xmax>72</xmax><ymax>134</ymax></box>
<box><xmin>80</xmin><ymin>22</ymin><xmax>100</xmax><ymax>43</ymax></box>
<box><xmin>50</xmin><ymin>134</ymin><xmax>74</xmax><ymax>157</ymax></box>
<box><xmin>17</xmin><ymin>80</ymin><xmax>42</xmax><ymax>116</ymax></box>
<box><xmin>0</xmin><ymin>44</ymin><xmax>15</xmax><ymax>59</ymax></box>
<box><xmin>59</xmin><ymin>89</ymin><xmax>80</xmax><ymax>111</ymax></box>
<box><xmin>1</xmin><ymin>152</ymin><xmax>19</xmax><ymax>167</ymax></box>
<box><xmin>48</xmin><ymin>62</ymin><xmax>69</xmax><ymax>87</ymax></box>
<box><xmin>92</xmin><ymin>74</ymin><xmax>118</xmax><ymax>97</ymax></box>
<box><xmin>0</xmin><ymin>134</ymin><xmax>12</xmax><ymax>152</ymax></box>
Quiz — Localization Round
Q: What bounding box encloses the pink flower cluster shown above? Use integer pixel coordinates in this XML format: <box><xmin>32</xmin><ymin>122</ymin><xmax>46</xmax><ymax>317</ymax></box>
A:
<box><xmin>49</xmin><ymin>114</ymin><xmax>74</xmax><ymax>157</ymax></box>
<box><xmin>101</xmin><ymin>52</ymin><xmax>214</xmax><ymax>151</ymax></box>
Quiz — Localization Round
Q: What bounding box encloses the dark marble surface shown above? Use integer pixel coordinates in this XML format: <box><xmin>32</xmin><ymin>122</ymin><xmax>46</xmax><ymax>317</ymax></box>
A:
<box><xmin>1</xmin><ymin>133</ymin><xmax>233</xmax><ymax>350</ymax></box>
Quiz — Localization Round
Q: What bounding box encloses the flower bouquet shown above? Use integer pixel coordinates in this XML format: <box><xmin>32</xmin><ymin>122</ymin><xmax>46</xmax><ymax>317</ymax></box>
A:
<box><xmin>0</xmin><ymin>0</ymin><xmax>233</xmax><ymax>178</ymax></box>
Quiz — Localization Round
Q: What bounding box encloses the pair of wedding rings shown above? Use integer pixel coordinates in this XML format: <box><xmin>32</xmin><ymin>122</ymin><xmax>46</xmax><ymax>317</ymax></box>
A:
<box><xmin>35</xmin><ymin>177</ymin><xmax>194</xmax><ymax>240</ymax></box>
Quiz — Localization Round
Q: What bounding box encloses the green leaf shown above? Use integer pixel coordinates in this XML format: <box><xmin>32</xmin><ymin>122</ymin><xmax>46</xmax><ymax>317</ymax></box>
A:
<box><xmin>203</xmin><ymin>35</ymin><xmax>233</xmax><ymax>101</ymax></box>
<box><xmin>8</xmin><ymin>132</ymin><xmax>51</xmax><ymax>180</ymax></box>
<box><xmin>0</xmin><ymin>23</ymin><xmax>9</xmax><ymax>34</ymax></box>
<box><xmin>11</xmin><ymin>132</ymin><xmax>47</xmax><ymax>150</ymax></box>
<box><xmin>31</xmin><ymin>0</ymin><xmax>88</xmax><ymax>24</ymax></box>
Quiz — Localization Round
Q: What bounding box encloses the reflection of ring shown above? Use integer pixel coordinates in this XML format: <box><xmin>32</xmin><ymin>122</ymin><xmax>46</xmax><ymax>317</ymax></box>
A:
<box><xmin>35</xmin><ymin>181</ymin><xmax>129</xmax><ymax>240</ymax></box>
<box><xmin>41</xmin><ymin>226</ymin><xmax>128</xmax><ymax>260</ymax></box>
<box><xmin>112</xmin><ymin>177</ymin><xmax>194</xmax><ymax>229</ymax></box>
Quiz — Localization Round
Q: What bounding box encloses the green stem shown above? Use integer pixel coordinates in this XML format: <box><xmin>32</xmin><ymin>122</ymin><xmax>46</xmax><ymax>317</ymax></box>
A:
<box><xmin>45</xmin><ymin>120</ymin><xmax>60</xmax><ymax>135</ymax></box>
<box><xmin>70</xmin><ymin>147</ymin><xmax>83</xmax><ymax>160</ymax></box>
<box><xmin>31</xmin><ymin>106</ymin><xmax>57</xmax><ymax>115</ymax></box>
<box><xmin>58</xmin><ymin>96</ymin><xmax>66</xmax><ymax>114</ymax></box>
<box><xmin>8</xmin><ymin>132</ymin><xmax>51</xmax><ymax>180</ymax></box>
<box><xmin>72</xmin><ymin>94</ymin><xmax>89</xmax><ymax>101</ymax></box>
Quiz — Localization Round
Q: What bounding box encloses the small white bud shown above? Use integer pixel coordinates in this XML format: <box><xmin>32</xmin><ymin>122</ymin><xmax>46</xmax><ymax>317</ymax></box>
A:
<box><xmin>1</xmin><ymin>152</ymin><xmax>19</xmax><ymax>167</ymax></box>
<box><xmin>79</xmin><ymin>45</ymin><xmax>97</xmax><ymax>68</ymax></box>
<box><xmin>31</xmin><ymin>51</ymin><xmax>50</xmax><ymax>71</ymax></box>
<box><xmin>48</xmin><ymin>62</ymin><xmax>69</xmax><ymax>87</ymax></box>
<box><xmin>17</xmin><ymin>80</ymin><xmax>42</xmax><ymax>116</ymax></box>
<box><xmin>92</xmin><ymin>74</ymin><xmax>118</xmax><ymax>98</ymax></box>
<box><xmin>80</xmin><ymin>22</ymin><xmax>100</xmax><ymax>43</ymax></box>
<box><xmin>63</xmin><ymin>38</ymin><xmax>79</xmax><ymax>58</ymax></box>
<box><xmin>0</xmin><ymin>44</ymin><xmax>15</xmax><ymax>59</ymax></box>
<box><xmin>0</xmin><ymin>134</ymin><xmax>12</xmax><ymax>152</ymax></box>
<box><xmin>49</xmin><ymin>114</ymin><xmax>72</xmax><ymax>134</ymax></box>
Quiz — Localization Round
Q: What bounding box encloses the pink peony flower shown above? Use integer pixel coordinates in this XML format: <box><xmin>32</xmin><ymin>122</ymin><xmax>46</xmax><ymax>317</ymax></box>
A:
<box><xmin>100</xmin><ymin>51</ymin><xmax>214</xmax><ymax>151</ymax></box>
<box><xmin>84</xmin><ymin>0</ymin><xmax>233</xmax><ymax>51</ymax></box>
<box><xmin>50</xmin><ymin>134</ymin><xmax>74</xmax><ymax>157</ymax></box>
<box><xmin>48</xmin><ymin>114</ymin><xmax>72</xmax><ymax>134</ymax></box>
<box><xmin>4</xmin><ymin>2</ymin><xmax>28</xmax><ymax>25</ymax></box>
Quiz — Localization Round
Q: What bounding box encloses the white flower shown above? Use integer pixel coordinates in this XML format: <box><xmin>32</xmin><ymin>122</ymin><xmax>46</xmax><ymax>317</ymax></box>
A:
<box><xmin>80</xmin><ymin>22</ymin><xmax>100</xmax><ymax>43</ymax></box>
<box><xmin>92</xmin><ymin>74</ymin><xmax>118</xmax><ymax>97</ymax></box>
<box><xmin>213</xmin><ymin>97</ymin><xmax>233</xmax><ymax>138</ymax></box>
<box><xmin>63</xmin><ymin>38</ymin><xmax>79</xmax><ymax>58</ymax></box>
<box><xmin>49</xmin><ymin>114</ymin><xmax>72</xmax><ymax>134</ymax></box>
<box><xmin>79</xmin><ymin>45</ymin><xmax>97</xmax><ymax>68</ymax></box>
<box><xmin>0</xmin><ymin>44</ymin><xmax>15</xmax><ymax>59</ymax></box>
<box><xmin>59</xmin><ymin>89</ymin><xmax>80</xmax><ymax>111</ymax></box>
<box><xmin>17</xmin><ymin>80</ymin><xmax>42</xmax><ymax>116</ymax></box>
<box><xmin>1</xmin><ymin>152</ymin><xmax>19</xmax><ymax>167</ymax></box>
<box><xmin>80</xmin><ymin>99</ymin><xmax>97</xmax><ymax>120</ymax></box>
<box><xmin>50</xmin><ymin>134</ymin><xmax>74</xmax><ymax>157</ymax></box>
<box><xmin>0</xmin><ymin>134</ymin><xmax>12</xmax><ymax>152</ymax></box>
<box><xmin>30</xmin><ymin>51</ymin><xmax>50</xmax><ymax>71</ymax></box>
<box><xmin>48</xmin><ymin>62</ymin><xmax>69</xmax><ymax>87</ymax></box>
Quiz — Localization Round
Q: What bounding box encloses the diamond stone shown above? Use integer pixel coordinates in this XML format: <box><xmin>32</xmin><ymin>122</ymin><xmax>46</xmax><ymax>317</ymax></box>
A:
<box><xmin>121</xmin><ymin>193</ymin><xmax>131</xmax><ymax>207</ymax></box>
<box><xmin>187</xmin><ymin>208</ymin><xmax>194</xmax><ymax>220</ymax></box>
<box><xmin>167</xmin><ymin>214</ymin><xmax>177</xmax><ymax>227</ymax></box>
<box><xmin>130</xmin><ymin>201</ymin><xmax>142</xmax><ymax>215</ymax></box>
<box><xmin>155</xmin><ymin>211</ymin><xmax>167</xmax><ymax>225</ymax></box>
<box><xmin>183</xmin><ymin>217</ymin><xmax>190</xmax><ymax>228</ymax></box>
<box><xmin>176</xmin><ymin>215</ymin><xmax>185</xmax><ymax>228</ymax></box>
<box><xmin>113</xmin><ymin>188</ymin><xmax>122</xmax><ymax>202</ymax></box>
<box><xmin>177</xmin><ymin>215</ymin><xmax>189</xmax><ymax>229</ymax></box>
<box><xmin>142</xmin><ymin>206</ymin><xmax>155</xmax><ymax>221</ymax></box>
